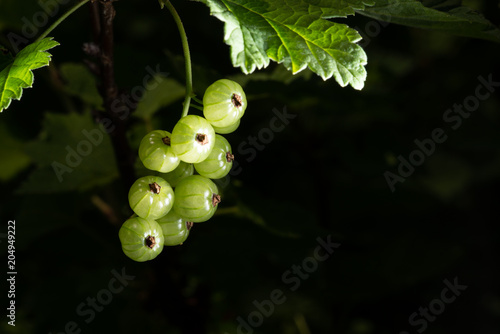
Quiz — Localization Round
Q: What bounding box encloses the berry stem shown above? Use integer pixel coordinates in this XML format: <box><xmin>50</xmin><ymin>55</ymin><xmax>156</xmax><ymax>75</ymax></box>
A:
<box><xmin>34</xmin><ymin>0</ymin><xmax>91</xmax><ymax>43</ymax></box>
<box><xmin>191</xmin><ymin>95</ymin><xmax>203</xmax><ymax>105</ymax></box>
<box><xmin>162</xmin><ymin>0</ymin><xmax>193</xmax><ymax>119</ymax></box>
<box><xmin>190</xmin><ymin>103</ymin><xmax>204</xmax><ymax>112</ymax></box>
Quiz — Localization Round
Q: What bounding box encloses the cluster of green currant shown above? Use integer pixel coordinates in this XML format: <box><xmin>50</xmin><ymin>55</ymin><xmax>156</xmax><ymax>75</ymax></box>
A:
<box><xmin>118</xmin><ymin>79</ymin><xmax>246</xmax><ymax>262</ymax></box>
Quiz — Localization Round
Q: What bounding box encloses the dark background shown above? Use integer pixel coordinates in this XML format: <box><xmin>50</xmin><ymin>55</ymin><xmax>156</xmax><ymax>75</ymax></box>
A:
<box><xmin>1</xmin><ymin>0</ymin><xmax>499</xmax><ymax>333</ymax></box>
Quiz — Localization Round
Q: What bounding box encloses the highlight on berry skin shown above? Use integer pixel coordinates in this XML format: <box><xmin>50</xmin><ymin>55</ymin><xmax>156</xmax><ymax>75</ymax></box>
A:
<box><xmin>173</xmin><ymin>175</ymin><xmax>221</xmax><ymax>223</ymax></box>
<box><xmin>139</xmin><ymin>130</ymin><xmax>180</xmax><ymax>173</ymax></box>
<box><xmin>203</xmin><ymin>79</ymin><xmax>247</xmax><ymax>128</ymax></box>
<box><xmin>171</xmin><ymin>115</ymin><xmax>216</xmax><ymax>163</ymax></box>
<box><xmin>118</xmin><ymin>217</ymin><xmax>164</xmax><ymax>262</ymax></box>
<box><xmin>128</xmin><ymin>176</ymin><xmax>175</xmax><ymax>220</ymax></box>
<box><xmin>194</xmin><ymin>134</ymin><xmax>234</xmax><ymax>179</ymax></box>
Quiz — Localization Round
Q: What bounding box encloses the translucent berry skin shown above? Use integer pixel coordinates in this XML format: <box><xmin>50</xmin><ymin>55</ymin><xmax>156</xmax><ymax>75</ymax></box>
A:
<box><xmin>160</xmin><ymin>161</ymin><xmax>194</xmax><ymax>188</ymax></box>
<box><xmin>171</xmin><ymin>115</ymin><xmax>216</xmax><ymax>163</ymax></box>
<box><xmin>128</xmin><ymin>176</ymin><xmax>174</xmax><ymax>220</ymax></box>
<box><xmin>194</xmin><ymin>135</ymin><xmax>233</xmax><ymax>179</ymax></box>
<box><xmin>157</xmin><ymin>211</ymin><xmax>192</xmax><ymax>246</ymax></box>
<box><xmin>173</xmin><ymin>175</ymin><xmax>220</xmax><ymax>223</ymax></box>
<box><xmin>138</xmin><ymin>130</ymin><xmax>180</xmax><ymax>173</ymax></box>
<box><xmin>119</xmin><ymin>217</ymin><xmax>164</xmax><ymax>262</ymax></box>
<box><xmin>203</xmin><ymin>79</ymin><xmax>247</xmax><ymax>128</ymax></box>
<box><xmin>212</xmin><ymin>119</ymin><xmax>240</xmax><ymax>134</ymax></box>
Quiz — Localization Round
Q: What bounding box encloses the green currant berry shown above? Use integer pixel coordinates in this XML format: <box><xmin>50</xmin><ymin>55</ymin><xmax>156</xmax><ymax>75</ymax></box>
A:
<box><xmin>171</xmin><ymin>115</ymin><xmax>216</xmax><ymax>163</ymax></box>
<box><xmin>138</xmin><ymin>130</ymin><xmax>180</xmax><ymax>173</ymax></box>
<box><xmin>128</xmin><ymin>176</ymin><xmax>174</xmax><ymax>220</ymax></box>
<box><xmin>157</xmin><ymin>211</ymin><xmax>193</xmax><ymax>246</ymax></box>
<box><xmin>212</xmin><ymin>119</ymin><xmax>240</xmax><ymax>134</ymax></box>
<box><xmin>194</xmin><ymin>135</ymin><xmax>233</xmax><ymax>179</ymax></box>
<box><xmin>118</xmin><ymin>217</ymin><xmax>164</xmax><ymax>262</ymax></box>
<box><xmin>161</xmin><ymin>161</ymin><xmax>194</xmax><ymax>188</ymax></box>
<box><xmin>203</xmin><ymin>79</ymin><xmax>247</xmax><ymax>128</ymax></box>
<box><xmin>173</xmin><ymin>175</ymin><xmax>221</xmax><ymax>223</ymax></box>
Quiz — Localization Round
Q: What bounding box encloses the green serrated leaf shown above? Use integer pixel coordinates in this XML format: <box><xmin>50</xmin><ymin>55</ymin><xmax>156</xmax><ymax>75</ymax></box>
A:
<box><xmin>357</xmin><ymin>0</ymin><xmax>500</xmax><ymax>43</ymax></box>
<box><xmin>19</xmin><ymin>111</ymin><xmax>119</xmax><ymax>193</ymax></box>
<box><xmin>0</xmin><ymin>37</ymin><xmax>59</xmax><ymax>113</ymax></box>
<box><xmin>421</xmin><ymin>0</ymin><xmax>461</xmax><ymax>10</ymax></box>
<box><xmin>59</xmin><ymin>62</ymin><xmax>103</xmax><ymax>108</ymax></box>
<box><xmin>133</xmin><ymin>75</ymin><xmax>185</xmax><ymax>120</ymax></box>
<box><xmin>228</xmin><ymin>65</ymin><xmax>313</xmax><ymax>86</ymax></box>
<box><xmin>194</xmin><ymin>0</ymin><xmax>374</xmax><ymax>89</ymax></box>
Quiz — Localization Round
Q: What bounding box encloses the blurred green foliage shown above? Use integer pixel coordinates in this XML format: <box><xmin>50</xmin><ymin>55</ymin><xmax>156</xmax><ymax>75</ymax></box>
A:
<box><xmin>0</xmin><ymin>0</ymin><xmax>499</xmax><ymax>334</ymax></box>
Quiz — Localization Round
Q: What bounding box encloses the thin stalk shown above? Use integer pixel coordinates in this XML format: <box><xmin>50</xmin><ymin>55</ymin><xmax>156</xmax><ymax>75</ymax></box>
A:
<box><xmin>191</xmin><ymin>95</ymin><xmax>203</xmax><ymax>105</ymax></box>
<box><xmin>214</xmin><ymin>206</ymin><xmax>240</xmax><ymax>216</ymax></box>
<box><xmin>35</xmin><ymin>0</ymin><xmax>90</xmax><ymax>42</ymax></box>
<box><xmin>294</xmin><ymin>313</ymin><xmax>311</xmax><ymax>334</ymax></box>
<box><xmin>162</xmin><ymin>0</ymin><xmax>193</xmax><ymax>118</ymax></box>
<box><xmin>88</xmin><ymin>0</ymin><xmax>101</xmax><ymax>42</ymax></box>
<box><xmin>190</xmin><ymin>104</ymin><xmax>203</xmax><ymax>112</ymax></box>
